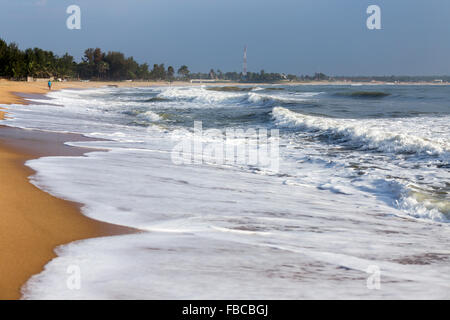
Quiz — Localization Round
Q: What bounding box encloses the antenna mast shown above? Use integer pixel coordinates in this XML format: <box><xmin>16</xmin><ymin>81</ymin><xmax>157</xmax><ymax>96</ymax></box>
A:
<box><xmin>243</xmin><ymin>45</ymin><xmax>247</xmax><ymax>77</ymax></box>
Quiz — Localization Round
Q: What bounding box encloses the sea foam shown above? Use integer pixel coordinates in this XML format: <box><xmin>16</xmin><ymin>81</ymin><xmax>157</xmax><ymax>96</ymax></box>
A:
<box><xmin>1</xmin><ymin>85</ymin><xmax>449</xmax><ymax>299</ymax></box>
<box><xmin>272</xmin><ymin>106</ymin><xmax>449</xmax><ymax>156</ymax></box>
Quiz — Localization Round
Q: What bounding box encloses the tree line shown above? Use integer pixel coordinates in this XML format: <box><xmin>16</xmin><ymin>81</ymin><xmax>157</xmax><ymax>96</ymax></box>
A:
<box><xmin>190</xmin><ymin>69</ymin><xmax>301</xmax><ymax>83</ymax></box>
<box><xmin>0</xmin><ymin>39</ymin><xmax>191</xmax><ymax>81</ymax></box>
<box><xmin>1</xmin><ymin>38</ymin><xmax>333</xmax><ymax>83</ymax></box>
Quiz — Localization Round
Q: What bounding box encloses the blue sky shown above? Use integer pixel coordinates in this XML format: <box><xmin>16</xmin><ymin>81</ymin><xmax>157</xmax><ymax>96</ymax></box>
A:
<box><xmin>0</xmin><ymin>0</ymin><xmax>449</xmax><ymax>75</ymax></box>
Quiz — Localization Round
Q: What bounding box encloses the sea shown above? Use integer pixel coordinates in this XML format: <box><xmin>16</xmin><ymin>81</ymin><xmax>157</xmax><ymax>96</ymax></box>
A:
<box><xmin>2</xmin><ymin>84</ymin><xmax>449</xmax><ymax>299</ymax></box>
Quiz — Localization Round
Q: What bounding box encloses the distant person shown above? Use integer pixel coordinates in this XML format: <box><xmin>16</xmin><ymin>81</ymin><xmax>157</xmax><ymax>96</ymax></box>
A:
<box><xmin>48</xmin><ymin>80</ymin><xmax>52</xmax><ymax>90</ymax></box>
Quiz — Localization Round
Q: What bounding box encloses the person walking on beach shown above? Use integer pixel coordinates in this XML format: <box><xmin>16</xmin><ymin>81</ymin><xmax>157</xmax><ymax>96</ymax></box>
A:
<box><xmin>48</xmin><ymin>80</ymin><xmax>52</xmax><ymax>90</ymax></box>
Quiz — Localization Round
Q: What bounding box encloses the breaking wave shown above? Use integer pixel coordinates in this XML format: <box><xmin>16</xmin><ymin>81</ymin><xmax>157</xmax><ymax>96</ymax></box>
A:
<box><xmin>155</xmin><ymin>86</ymin><xmax>320</xmax><ymax>107</ymax></box>
<box><xmin>272</xmin><ymin>106</ymin><xmax>449</xmax><ymax>157</ymax></box>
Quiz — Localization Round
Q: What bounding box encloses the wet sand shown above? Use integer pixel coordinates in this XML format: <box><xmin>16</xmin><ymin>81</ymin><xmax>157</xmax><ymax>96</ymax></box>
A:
<box><xmin>0</xmin><ymin>82</ymin><xmax>136</xmax><ymax>299</ymax></box>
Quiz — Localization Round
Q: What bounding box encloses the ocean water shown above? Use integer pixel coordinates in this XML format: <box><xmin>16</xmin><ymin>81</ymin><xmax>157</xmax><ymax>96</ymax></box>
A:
<box><xmin>2</xmin><ymin>84</ymin><xmax>449</xmax><ymax>299</ymax></box>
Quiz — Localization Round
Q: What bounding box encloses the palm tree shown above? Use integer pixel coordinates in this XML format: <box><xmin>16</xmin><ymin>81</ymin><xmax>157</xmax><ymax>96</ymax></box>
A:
<box><xmin>97</xmin><ymin>61</ymin><xmax>109</xmax><ymax>79</ymax></box>
<box><xmin>177</xmin><ymin>65</ymin><xmax>190</xmax><ymax>80</ymax></box>
<box><xmin>167</xmin><ymin>66</ymin><xmax>175</xmax><ymax>81</ymax></box>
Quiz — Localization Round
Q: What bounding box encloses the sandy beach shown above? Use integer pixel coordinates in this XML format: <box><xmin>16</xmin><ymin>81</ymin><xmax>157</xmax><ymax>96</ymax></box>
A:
<box><xmin>0</xmin><ymin>79</ymin><xmax>249</xmax><ymax>299</ymax></box>
<box><xmin>1</xmin><ymin>79</ymin><xmax>448</xmax><ymax>300</ymax></box>
<box><xmin>0</xmin><ymin>78</ymin><xmax>228</xmax><ymax>299</ymax></box>
<box><xmin>0</xmin><ymin>80</ymin><xmax>141</xmax><ymax>299</ymax></box>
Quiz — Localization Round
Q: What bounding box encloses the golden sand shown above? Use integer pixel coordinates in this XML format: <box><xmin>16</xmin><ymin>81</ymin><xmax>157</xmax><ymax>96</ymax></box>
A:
<box><xmin>0</xmin><ymin>80</ymin><xmax>138</xmax><ymax>299</ymax></box>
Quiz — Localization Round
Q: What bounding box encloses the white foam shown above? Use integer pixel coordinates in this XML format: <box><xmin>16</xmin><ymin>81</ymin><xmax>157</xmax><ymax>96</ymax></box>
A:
<box><xmin>139</xmin><ymin>111</ymin><xmax>161</xmax><ymax>122</ymax></box>
<box><xmin>156</xmin><ymin>86</ymin><xmax>245</xmax><ymax>105</ymax></box>
<box><xmin>397</xmin><ymin>193</ymin><xmax>449</xmax><ymax>222</ymax></box>
<box><xmin>272</xmin><ymin>106</ymin><xmax>450</xmax><ymax>157</ymax></box>
<box><xmin>1</xmin><ymin>86</ymin><xmax>449</xmax><ymax>299</ymax></box>
<box><xmin>248</xmin><ymin>91</ymin><xmax>320</xmax><ymax>104</ymax></box>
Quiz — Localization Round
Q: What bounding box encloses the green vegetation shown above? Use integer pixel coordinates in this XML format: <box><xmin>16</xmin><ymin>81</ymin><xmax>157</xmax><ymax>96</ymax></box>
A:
<box><xmin>192</xmin><ymin>70</ymin><xmax>300</xmax><ymax>83</ymax></box>
<box><xmin>0</xmin><ymin>39</ymin><xmax>76</xmax><ymax>79</ymax></box>
<box><xmin>5</xmin><ymin>38</ymin><xmax>445</xmax><ymax>84</ymax></box>
<box><xmin>0</xmin><ymin>39</ymin><xmax>181</xmax><ymax>81</ymax></box>
<box><xmin>177</xmin><ymin>65</ymin><xmax>190</xmax><ymax>80</ymax></box>
<box><xmin>0</xmin><ymin>38</ymin><xmax>325</xmax><ymax>83</ymax></box>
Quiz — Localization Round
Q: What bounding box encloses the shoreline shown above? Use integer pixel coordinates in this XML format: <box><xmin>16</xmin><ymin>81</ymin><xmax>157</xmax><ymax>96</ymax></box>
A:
<box><xmin>1</xmin><ymin>79</ymin><xmax>447</xmax><ymax>299</ymax></box>
<box><xmin>0</xmin><ymin>81</ymin><xmax>137</xmax><ymax>299</ymax></box>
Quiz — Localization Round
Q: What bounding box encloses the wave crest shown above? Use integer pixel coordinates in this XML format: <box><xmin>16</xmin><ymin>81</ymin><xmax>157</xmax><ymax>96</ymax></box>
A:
<box><xmin>272</xmin><ymin>107</ymin><xmax>449</xmax><ymax>156</ymax></box>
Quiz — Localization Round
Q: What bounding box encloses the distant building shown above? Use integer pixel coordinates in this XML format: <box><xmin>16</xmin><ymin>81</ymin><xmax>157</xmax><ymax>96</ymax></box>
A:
<box><xmin>28</xmin><ymin>77</ymin><xmax>54</xmax><ymax>82</ymax></box>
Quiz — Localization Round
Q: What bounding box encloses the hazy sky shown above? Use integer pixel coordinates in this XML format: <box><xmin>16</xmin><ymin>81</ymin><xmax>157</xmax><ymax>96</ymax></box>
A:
<box><xmin>0</xmin><ymin>0</ymin><xmax>449</xmax><ymax>75</ymax></box>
